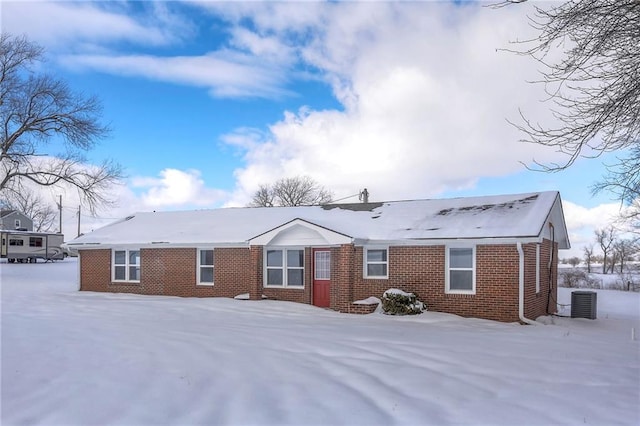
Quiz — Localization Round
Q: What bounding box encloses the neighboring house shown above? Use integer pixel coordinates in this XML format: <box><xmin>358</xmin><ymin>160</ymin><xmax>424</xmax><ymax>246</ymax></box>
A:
<box><xmin>0</xmin><ymin>210</ymin><xmax>33</xmax><ymax>231</ymax></box>
<box><xmin>68</xmin><ymin>191</ymin><xmax>570</xmax><ymax>323</ymax></box>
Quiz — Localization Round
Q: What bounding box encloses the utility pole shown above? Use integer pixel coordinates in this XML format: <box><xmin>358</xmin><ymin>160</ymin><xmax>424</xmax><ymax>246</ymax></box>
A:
<box><xmin>77</xmin><ymin>205</ymin><xmax>81</xmax><ymax>238</ymax></box>
<box><xmin>57</xmin><ymin>195</ymin><xmax>62</xmax><ymax>234</ymax></box>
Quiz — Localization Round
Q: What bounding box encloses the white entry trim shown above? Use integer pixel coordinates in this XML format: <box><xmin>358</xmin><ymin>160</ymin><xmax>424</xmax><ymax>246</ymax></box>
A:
<box><xmin>249</xmin><ymin>218</ymin><xmax>352</xmax><ymax>246</ymax></box>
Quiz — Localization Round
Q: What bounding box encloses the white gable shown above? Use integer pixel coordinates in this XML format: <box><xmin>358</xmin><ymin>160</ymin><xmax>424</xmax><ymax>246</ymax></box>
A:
<box><xmin>250</xmin><ymin>220</ymin><xmax>352</xmax><ymax>246</ymax></box>
<box><xmin>538</xmin><ymin>194</ymin><xmax>571</xmax><ymax>250</ymax></box>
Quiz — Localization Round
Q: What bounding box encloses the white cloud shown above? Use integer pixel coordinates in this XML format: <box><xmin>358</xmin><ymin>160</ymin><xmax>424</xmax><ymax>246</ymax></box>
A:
<box><xmin>561</xmin><ymin>200</ymin><xmax>637</xmax><ymax>258</ymax></box>
<box><xmin>189</xmin><ymin>0</ymin><xmax>325</xmax><ymax>34</ymax></box>
<box><xmin>562</xmin><ymin>201</ymin><xmax>623</xmax><ymax>232</ymax></box>
<box><xmin>229</xmin><ymin>27</ymin><xmax>294</xmax><ymax>65</ymax></box>
<box><xmin>3</xmin><ymin>2</ymin><xmax>295</xmax><ymax>99</ymax></box>
<box><xmin>131</xmin><ymin>168</ymin><xmax>227</xmax><ymax>208</ymax></box>
<box><xmin>220</xmin><ymin>2</ymin><xmax>564</xmax><ymax>206</ymax></box>
<box><xmin>5</xmin><ymin>162</ymin><xmax>228</xmax><ymax>236</ymax></box>
<box><xmin>2</xmin><ymin>1</ymin><xmax>186</xmax><ymax>50</ymax></box>
<box><xmin>60</xmin><ymin>51</ymin><xmax>290</xmax><ymax>98</ymax></box>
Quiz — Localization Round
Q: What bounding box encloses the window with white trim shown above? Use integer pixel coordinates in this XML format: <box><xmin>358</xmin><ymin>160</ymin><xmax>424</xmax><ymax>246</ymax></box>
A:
<box><xmin>198</xmin><ymin>249</ymin><xmax>214</xmax><ymax>285</ymax></box>
<box><xmin>113</xmin><ymin>249</ymin><xmax>140</xmax><ymax>283</ymax></box>
<box><xmin>364</xmin><ymin>247</ymin><xmax>388</xmax><ymax>279</ymax></box>
<box><xmin>446</xmin><ymin>247</ymin><xmax>475</xmax><ymax>293</ymax></box>
<box><xmin>14</xmin><ymin>219</ymin><xmax>20</xmax><ymax>228</ymax></box>
<box><xmin>265</xmin><ymin>248</ymin><xmax>304</xmax><ymax>287</ymax></box>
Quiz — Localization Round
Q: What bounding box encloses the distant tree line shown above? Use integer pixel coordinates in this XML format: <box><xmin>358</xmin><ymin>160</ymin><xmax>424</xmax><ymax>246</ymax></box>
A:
<box><xmin>562</xmin><ymin>227</ymin><xmax>639</xmax><ymax>275</ymax></box>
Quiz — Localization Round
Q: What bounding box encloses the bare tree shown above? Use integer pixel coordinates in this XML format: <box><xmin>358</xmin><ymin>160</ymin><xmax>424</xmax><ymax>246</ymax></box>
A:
<box><xmin>592</xmin><ymin>144</ymin><xmax>640</xmax><ymax>208</ymax></box>
<box><xmin>608</xmin><ymin>250</ymin><xmax>618</xmax><ymax>274</ymax></box>
<box><xmin>251</xmin><ymin>185</ymin><xmax>276</xmax><ymax>207</ymax></box>
<box><xmin>0</xmin><ymin>33</ymin><xmax>122</xmax><ymax>213</ymax></box>
<box><xmin>501</xmin><ymin>1</ymin><xmax>639</xmax><ymax>211</ymax></box>
<box><xmin>595</xmin><ymin>226</ymin><xmax>617</xmax><ymax>274</ymax></box>
<box><xmin>613</xmin><ymin>238</ymin><xmax>638</xmax><ymax>274</ymax></box>
<box><xmin>617</xmin><ymin>197</ymin><xmax>640</xmax><ymax>235</ymax></box>
<box><xmin>249</xmin><ymin>176</ymin><xmax>333</xmax><ymax>207</ymax></box>
<box><xmin>0</xmin><ymin>189</ymin><xmax>56</xmax><ymax>232</ymax></box>
<box><xmin>583</xmin><ymin>244</ymin><xmax>594</xmax><ymax>273</ymax></box>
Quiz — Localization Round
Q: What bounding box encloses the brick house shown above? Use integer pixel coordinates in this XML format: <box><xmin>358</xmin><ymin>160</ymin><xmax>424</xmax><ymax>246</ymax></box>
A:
<box><xmin>68</xmin><ymin>191</ymin><xmax>569</xmax><ymax>322</ymax></box>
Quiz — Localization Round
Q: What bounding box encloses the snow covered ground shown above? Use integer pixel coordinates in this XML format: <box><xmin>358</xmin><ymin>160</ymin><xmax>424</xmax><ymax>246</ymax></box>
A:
<box><xmin>2</xmin><ymin>259</ymin><xmax>639</xmax><ymax>425</ymax></box>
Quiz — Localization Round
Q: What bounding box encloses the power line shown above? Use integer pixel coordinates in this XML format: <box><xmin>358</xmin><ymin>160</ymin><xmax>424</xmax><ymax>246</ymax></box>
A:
<box><xmin>331</xmin><ymin>192</ymin><xmax>361</xmax><ymax>203</ymax></box>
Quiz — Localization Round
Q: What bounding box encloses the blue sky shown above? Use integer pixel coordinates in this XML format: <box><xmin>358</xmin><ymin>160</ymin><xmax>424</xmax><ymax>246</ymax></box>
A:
<box><xmin>2</xmin><ymin>0</ymin><xmax>629</xmax><ymax>256</ymax></box>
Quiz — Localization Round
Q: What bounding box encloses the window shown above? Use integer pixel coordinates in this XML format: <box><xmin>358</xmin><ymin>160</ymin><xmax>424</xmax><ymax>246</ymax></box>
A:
<box><xmin>265</xmin><ymin>248</ymin><xmax>304</xmax><ymax>287</ymax></box>
<box><xmin>113</xmin><ymin>249</ymin><xmax>140</xmax><ymax>283</ymax></box>
<box><xmin>446</xmin><ymin>247</ymin><xmax>475</xmax><ymax>293</ymax></box>
<box><xmin>198</xmin><ymin>249</ymin><xmax>214</xmax><ymax>285</ymax></box>
<box><xmin>29</xmin><ymin>237</ymin><xmax>43</xmax><ymax>247</ymax></box>
<box><xmin>314</xmin><ymin>251</ymin><xmax>331</xmax><ymax>280</ymax></box>
<box><xmin>364</xmin><ymin>247</ymin><xmax>388</xmax><ymax>278</ymax></box>
<box><xmin>9</xmin><ymin>238</ymin><xmax>24</xmax><ymax>246</ymax></box>
<box><xmin>14</xmin><ymin>219</ymin><xmax>20</xmax><ymax>228</ymax></box>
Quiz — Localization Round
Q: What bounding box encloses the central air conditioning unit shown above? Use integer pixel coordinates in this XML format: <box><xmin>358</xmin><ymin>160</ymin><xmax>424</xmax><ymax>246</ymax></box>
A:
<box><xmin>571</xmin><ymin>291</ymin><xmax>597</xmax><ymax>320</ymax></box>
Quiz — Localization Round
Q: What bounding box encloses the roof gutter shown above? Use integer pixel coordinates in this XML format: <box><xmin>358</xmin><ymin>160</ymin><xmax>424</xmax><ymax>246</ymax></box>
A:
<box><xmin>517</xmin><ymin>242</ymin><xmax>538</xmax><ymax>326</ymax></box>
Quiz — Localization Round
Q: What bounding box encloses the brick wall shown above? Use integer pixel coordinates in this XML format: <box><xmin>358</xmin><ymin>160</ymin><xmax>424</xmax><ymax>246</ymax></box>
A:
<box><xmin>249</xmin><ymin>246</ymin><xmax>263</xmax><ymax>300</ymax></box>
<box><xmin>524</xmin><ymin>239</ymin><xmax>558</xmax><ymax>319</ymax></box>
<box><xmin>350</xmin><ymin>245</ymin><xmax>521</xmax><ymax>322</ymax></box>
<box><xmin>79</xmin><ymin>247</ymin><xmax>251</xmax><ymax>298</ymax></box>
<box><xmin>79</xmin><ymin>240</ymin><xmax>559</xmax><ymax>323</ymax></box>
<box><xmin>332</xmin><ymin>244</ymin><xmax>354</xmax><ymax>312</ymax></box>
<box><xmin>79</xmin><ymin>249</ymin><xmax>111</xmax><ymax>292</ymax></box>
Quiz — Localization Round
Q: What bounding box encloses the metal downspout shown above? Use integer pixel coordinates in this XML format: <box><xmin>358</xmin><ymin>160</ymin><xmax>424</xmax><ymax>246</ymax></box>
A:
<box><xmin>517</xmin><ymin>242</ymin><xmax>538</xmax><ymax>325</ymax></box>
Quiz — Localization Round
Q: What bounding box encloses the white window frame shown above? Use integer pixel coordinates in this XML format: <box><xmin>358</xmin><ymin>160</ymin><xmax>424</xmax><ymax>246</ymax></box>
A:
<box><xmin>112</xmin><ymin>249</ymin><xmax>141</xmax><ymax>283</ymax></box>
<box><xmin>197</xmin><ymin>249</ymin><xmax>215</xmax><ymax>286</ymax></box>
<box><xmin>445</xmin><ymin>245</ymin><xmax>476</xmax><ymax>294</ymax></box>
<box><xmin>14</xmin><ymin>219</ymin><xmax>20</xmax><ymax>228</ymax></box>
<box><xmin>363</xmin><ymin>246</ymin><xmax>389</xmax><ymax>279</ymax></box>
<box><xmin>264</xmin><ymin>247</ymin><xmax>305</xmax><ymax>288</ymax></box>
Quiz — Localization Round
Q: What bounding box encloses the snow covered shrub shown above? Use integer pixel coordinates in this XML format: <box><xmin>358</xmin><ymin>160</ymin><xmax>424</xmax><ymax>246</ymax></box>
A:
<box><xmin>561</xmin><ymin>269</ymin><xmax>601</xmax><ymax>289</ymax></box>
<box><xmin>561</xmin><ymin>269</ymin><xmax>584</xmax><ymax>288</ymax></box>
<box><xmin>381</xmin><ymin>288</ymin><xmax>426</xmax><ymax>315</ymax></box>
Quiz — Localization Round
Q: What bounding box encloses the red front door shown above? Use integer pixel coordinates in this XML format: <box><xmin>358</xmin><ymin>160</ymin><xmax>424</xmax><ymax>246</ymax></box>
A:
<box><xmin>313</xmin><ymin>249</ymin><xmax>331</xmax><ymax>308</ymax></box>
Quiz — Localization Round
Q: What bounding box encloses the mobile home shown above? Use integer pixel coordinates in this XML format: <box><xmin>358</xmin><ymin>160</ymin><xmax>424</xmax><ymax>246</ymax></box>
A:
<box><xmin>0</xmin><ymin>230</ymin><xmax>65</xmax><ymax>263</ymax></box>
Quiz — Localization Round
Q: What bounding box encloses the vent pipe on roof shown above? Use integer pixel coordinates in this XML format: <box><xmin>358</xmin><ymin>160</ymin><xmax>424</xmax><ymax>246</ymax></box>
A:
<box><xmin>359</xmin><ymin>188</ymin><xmax>369</xmax><ymax>203</ymax></box>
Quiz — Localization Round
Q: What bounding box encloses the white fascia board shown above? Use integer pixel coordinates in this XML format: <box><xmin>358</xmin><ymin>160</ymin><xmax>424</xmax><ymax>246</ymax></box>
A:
<box><xmin>249</xmin><ymin>218</ymin><xmax>352</xmax><ymax>246</ymax></box>
<box><xmin>354</xmin><ymin>237</ymin><xmax>543</xmax><ymax>247</ymax></box>
<box><xmin>67</xmin><ymin>242</ymin><xmax>249</xmax><ymax>250</ymax></box>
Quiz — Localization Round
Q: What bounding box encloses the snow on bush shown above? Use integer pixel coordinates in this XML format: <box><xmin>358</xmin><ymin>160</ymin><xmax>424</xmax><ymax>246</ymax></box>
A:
<box><xmin>381</xmin><ymin>288</ymin><xmax>426</xmax><ymax>315</ymax></box>
<box><xmin>561</xmin><ymin>269</ymin><xmax>601</xmax><ymax>289</ymax></box>
<box><xmin>559</xmin><ymin>268</ymin><xmax>640</xmax><ymax>292</ymax></box>
<box><xmin>353</xmin><ymin>296</ymin><xmax>381</xmax><ymax>305</ymax></box>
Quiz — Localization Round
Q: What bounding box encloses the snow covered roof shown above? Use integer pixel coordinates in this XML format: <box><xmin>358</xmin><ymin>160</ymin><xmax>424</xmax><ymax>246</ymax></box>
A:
<box><xmin>69</xmin><ymin>191</ymin><xmax>570</xmax><ymax>249</ymax></box>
